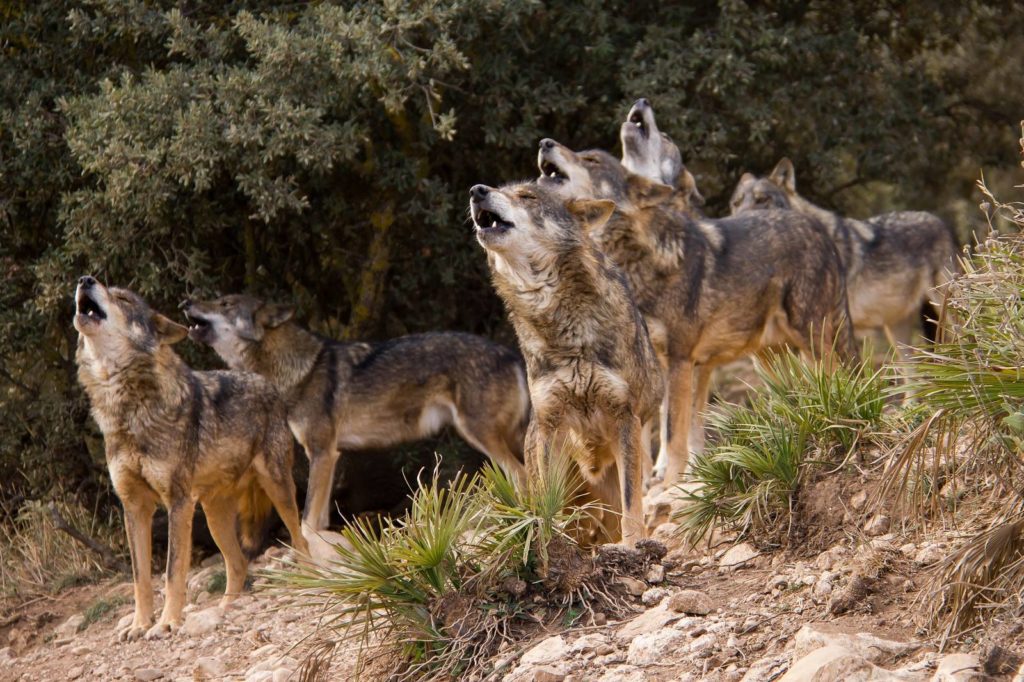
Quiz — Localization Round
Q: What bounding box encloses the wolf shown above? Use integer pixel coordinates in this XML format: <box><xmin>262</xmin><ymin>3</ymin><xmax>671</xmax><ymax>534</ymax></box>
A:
<box><xmin>618</xmin><ymin>97</ymin><xmax>704</xmax><ymax>214</ymax></box>
<box><xmin>729</xmin><ymin>158</ymin><xmax>959</xmax><ymax>348</ymax></box>
<box><xmin>180</xmin><ymin>296</ymin><xmax>529</xmax><ymax>531</ymax></box>
<box><xmin>537</xmin><ymin>140</ymin><xmax>854</xmax><ymax>483</ymax></box>
<box><xmin>470</xmin><ymin>181</ymin><xmax>664</xmax><ymax>546</ymax></box>
<box><xmin>73</xmin><ymin>276</ymin><xmax>309</xmax><ymax>642</ymax></box>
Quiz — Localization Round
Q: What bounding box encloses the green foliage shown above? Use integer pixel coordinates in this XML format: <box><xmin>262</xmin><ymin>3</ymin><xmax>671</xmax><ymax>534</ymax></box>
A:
<box><xmin>271</xmin><ymin>459</ymin><xmax>591</xmax><ymax>680</ymax></box>
<box><xmin>79</xmin><ymin>594</ymin><xmax>130</xmax><ymax>632</ymax></box>
<box><xmin>1</xmin><ymin>0</ymin><xmax>1023</xmax><ymax>521</ymax></box>
<box><xmin>676</xmin><ymin>352</ymin><xmax>889</xmax><ymax>544</ymax></box>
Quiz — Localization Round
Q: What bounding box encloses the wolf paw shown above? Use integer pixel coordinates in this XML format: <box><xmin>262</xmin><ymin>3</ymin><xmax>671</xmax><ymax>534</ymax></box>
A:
<box><xmin>117</xmin><ymin>623</ymin><xmax>149</xmax><ymax>642</ymax></box>
<box><xmin>143</xmin><ymin>620</ymin><xmax>178</xmax><ymax>640</ymax></box>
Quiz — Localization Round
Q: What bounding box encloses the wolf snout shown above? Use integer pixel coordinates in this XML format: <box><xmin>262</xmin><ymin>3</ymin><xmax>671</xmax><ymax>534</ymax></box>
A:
<box><xmin>78</xmin><ymin>275</ymin><xmax>97</xmax><ymax>288</ymax></box>
<box><xmin>539</xmin><ymin>138</ymin><xmax>556</xmax><ymax>151</ymax></box>
<box><xmin>470</xmin><ymin>185</ymin><xmax>490</xmax><ymax>201</ymax></box>
<box><xmin>633</xmin><ymin>97</ymin><xmax>650</xmax><ymax>110</ymax></box>
<box><xmin>178</xmin><ymin>298</ymin><xmax>193</xmax><ymax>311</ymax></box>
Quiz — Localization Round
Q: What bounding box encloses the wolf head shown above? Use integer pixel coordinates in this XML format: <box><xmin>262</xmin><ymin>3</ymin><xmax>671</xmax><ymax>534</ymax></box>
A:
<box><xmin>469</xmin><ymin>181</ymin><xmax>613</xmax><ymax>267</ymax></box>
<box><xmin>180</xmin><ymin>295</ymin><xmax>294</xmax><ymax>369</ymax></box>
<box><xmin>74</xmin><ymin>276</ymin><xmax>187</xmax><ymax>366</ymax></box>
<box><xmin>729</xmin><ymin>158</ymin><xmax>796</xmax><ymax>215</ymax></box>
<box><xmin>620</xmin><ymin>98</ymin><xmax>683</xmax><ymax>186</ymax></box>
<box><xmin>537</xmin><ymin>139</ymin><xmax>677</xmax><ymax>211</ymax></box>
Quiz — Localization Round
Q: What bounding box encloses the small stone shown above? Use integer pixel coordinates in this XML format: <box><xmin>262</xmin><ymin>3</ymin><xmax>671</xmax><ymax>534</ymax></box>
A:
<box><xmin>641</xmin><ymin>587</ymin><xmax>669</xmax><ymax>606</ymax></box>
<box><xmin>644</xmin><ymin>564</ymin><xmax>665</xmax><ymax>584</ymax></box>
<box><xmin>182</xmin><ymin>607</ymin><xmax>223</xmax><ymax>637</ymax></box>
<box><xmin>67</xmin><ymin>666</ymin><xmax>84</xmax><ymax>680</ymax></box>
<box><xmin>627</xmin><ymin>629</ymin><xmax>689</xmax><ymax>665</ymax></box>
<box><xmin>71</xmin><ymin>645</ymin><xmax>91</xmax><ymax>656</ymax></box>
<box><xmin>899</xmin><ymin>542</ymin><xmax>917</xmax><ymax>556</ymax></box>
<box><xmin>668</xmin><ymin>589</ymin><xmax>713</xmax><ymax>615</ymax></box>
<box><xmin>915</xmin><ymin>543</ymin><xmax>946</xmax><ymax>566</ymax></box>
<box><xmin>932</xmin><ymin>652</ymin><xmax>984</xmax><ymax>681</ymax></box>
<box><xmin>250</xmin><ymin>644</ymin><xmax>278</xmax><ymax>659</ymax></box>
<box><xmin>689</xmin><ymin>633</ymin><xmax>718</xmax><ymax>657</ymax></box>
<box><xmin>245</xmin><ymin>672</ymin><xmax>274</xmax><ymax>682</ymax></box>
<box><xmin>531</xmin><ymin>665</ymin><xmax>567</xmax><ymax>682</ymax></box>
<box><xmin>813</xmin><ymin>578</ymin><xmax>833</xmax><ymax>597</ymax></box>
<box><xmin>593</xmin><ymin>612</ymin><xmax>607</xmax><ymax>626</ymax></box>
<box><xmin>54</xmin><ymin>614</ymin><xmax>85</xmax><ymax>637</ymax></box>
<box><xmin>133</xmin><ymin>669</ymin><xmax>163</xmax><ymax>681</ymax></box>
<box><xmin>850</xmin><ymin>490</ymin><xmax>868</xmax><ymax>511</ymax></box>
<box><xmin>272</xmin><ymin>670</ymin><xmax>293</xmax><ymax>682</ymax></box>
<box><xmin>194</xmin><ymin>656</ymin><xmax>227</xmax><ymax>680</ymax></box>
<box><xmin>568</xmin><ymin>634</ymin><xmax>607</xmax><ymax>654</ymax></box>
<box><xmin>521</xmin><ymin>635</ymin><xmax>568</xmax><ymax>666</ymax></box>
<box><xmin>615</xmin><ymin>576</ymin><xmax>646</xmax><ymax>597</ymax></box>
<box><xmin>719</xmin><ymin>543</ymin><xmax>759</xmax><ymax>569</ymax></box>
<box><xmin>863</xmin><ymin>514</ymin><xmax>890</xmax><ymax>537</ymax></box>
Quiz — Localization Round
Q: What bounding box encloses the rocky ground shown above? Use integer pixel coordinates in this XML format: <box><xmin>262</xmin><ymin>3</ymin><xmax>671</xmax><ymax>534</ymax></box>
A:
<box><xmin>3</xmin><ymin>485</ymin><xmax>1024</xmax><ymax>682</ymax></box>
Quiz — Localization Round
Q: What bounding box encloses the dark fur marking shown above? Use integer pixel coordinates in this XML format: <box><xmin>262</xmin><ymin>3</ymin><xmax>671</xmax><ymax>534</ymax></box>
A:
<box><xmin>186</xmin><ymin>372</ymin><xmax>204</xmax><ymax>464</ymax></box>
<box><xmin>322</xmin><ymin>345</ymin><xmax>338</xmax><ymax>417</ymax></box>
<box><xmin>211</xmin><ymin>374</ymin><xmax>235</xmax><ymax>413</ymax></box>
<box><xmin>621</xmin><ymin>423</ymin><xmax>635</xmax><ymax>507</ymax></box>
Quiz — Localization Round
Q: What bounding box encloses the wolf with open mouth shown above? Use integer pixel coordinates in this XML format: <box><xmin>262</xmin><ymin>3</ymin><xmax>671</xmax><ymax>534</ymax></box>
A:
<box><xmin>73</xmin><ymin>276</ymin><xmax>308</xmax><ymax>642</ymax></box>
<box><xmin>471</xmin><ymin>181</ymin><xmax>663</xmax><ymax>546</ymax></box>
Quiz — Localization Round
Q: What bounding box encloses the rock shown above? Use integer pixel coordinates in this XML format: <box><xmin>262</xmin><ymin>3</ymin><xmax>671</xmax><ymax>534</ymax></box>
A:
<box><xmin>650</xmin><ymin>522</ymin><xmax>683</xmax><ymax>551</ymax></box>
<box><xmin>626</xmin><ymin>629</ymin><xmax>689</xmax><ymax>665</ymax></box>
<box><xmin>864</xmin><ymin>514</ymin><xmax>891</xmax><ymax>536</ymax></box>
<box><xmin>521</xmin><ymin>636</ymin><xmax>568</xmax><ymax>666</ymax></box>
<box><xmin>272</xmin><ymin>670</ymin><xmax>295</xmax><ymax>682</ymax></box>
<box><xmin>529</xmin><ymin>666</ymin><xmax>567</xmax><ymax>682</ymax></box>
<box><xmin>246</xmin><ymin>672</ymin><xmax>274</xmax><ymax>682</ymax></box>
<box><xmin>186</xmin><ymin>566</ymin><xmax>221</xmax><ymax>601</ymax></box>
<box><xmin>720</xmin><ymin>543</ymin><xmax>759</xmax><ymax>569</ymax></box>
<box><xmin>780</xmin><ymin>645</ymin><xmax>912</xmax><ymax>681</ymax></box>
<box><xmin>815</xmin><ymin>552</ymin><xmax>835</xmax><ymax>571</ymax></box>
<box><xmin>54</xmin><ymin>614</ymin><xmax>85</xmax><ymax>637</ymax></box>
<box><xmin>182</xmin><ymin>607</ymin><xmax>223</xmax><ymax>637</ymax></box>
<box><xmin>596</xmin><ymin>665</ymin><xmax>648</xmax><ymax>682</ymax></box>
<box><xmin>644</xmin><ymin>489</ymin><xmax>684</xmax><ymax>530</ymax></box>
<box><xmin>616</xmin><ymin>603</ymin><xmax>677</xmax><ymax>642</ymax></box>
<box><xmin>850</xmin><ymin>490</ymin><xmax>869</xmax><ymax>511</ymax></box>
<box><xmin>689</xmin><ymin>633</ymin><xmax>718</xmax><ymax>657</ymax></box>
<box><xmin>793</xmin><ymin>623</ymin><xmax>915</xmax><ymax>663</ymax></box>
<box><xmin>915</xmin><ymin>544</ymin><xmax>946</xmax><ymax>566</ymax></box>
<box><xmin>668</xmin><ymin>589</ymin><xmax>713</xmax><ymax>615</ymax></box>
<box><xmin>194</xmin><ymin>656</ymin><xmax>227</xmax><ymax>680</ymax></box>
<box><xmin>814</xmin><ymin>573</ymin><xmax>834</xmax><ymax>597</ymax></box>
<box><xmin>931</xmin><ymin>653</ymin><xmax>984</xmax><ymax>681</ymax></box>
<box><xmin>67</xmin><ymin>666</ymin><xmax>84</xmax><ymax>680</ymax></box>
<box><xmin>568</xmin><ymin>634</ymin><xmax>606</xmax><ymax>654</ymax></box>
<box><xmin>615</xmin><ymin>576</ymin><xmax>647</xmax><ymax>597</ymax></box>
<box><xmin>641</xmin><ymin>587</ymin><xmax>669</xmax><ymax>606</ymax></box>
<box><xmin>645</xmin><ymin>564</ymin><xmax>665</xmax><ymax>584</ymax></box>
<box><xmin>0</xmin><ymin>647</ymin><xmax>14</xmax><ymax>663</ymax></box>
<box><xmin>133</xmin><ymin>669</ymin><xmax>163</xmax><ymax>682</ymax></box>
<box><xmin>899</xmin><ymin>543</ymin><xmax>917</xmax><ymax>557</ymax></box>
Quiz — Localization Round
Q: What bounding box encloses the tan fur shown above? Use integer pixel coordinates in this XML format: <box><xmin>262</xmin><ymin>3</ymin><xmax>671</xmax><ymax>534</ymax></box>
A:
<box><xmin>73</xmin><ymin>278</ymin><xmax>308</xmax><ymax>642</ymax></box>
<box><xmin>182</xmin><ymin>296</ymin><xmax>529</xmax><ymax>531</ymax></box>
<box><xmin>537</xmin><ymin>142</ymin><xmax>855</xmax><ymax>483</ymax></box>
<box><xmin>470</xmin><ymin>182</ymin><xmax>663</xmax><ymax>546</ymax></box>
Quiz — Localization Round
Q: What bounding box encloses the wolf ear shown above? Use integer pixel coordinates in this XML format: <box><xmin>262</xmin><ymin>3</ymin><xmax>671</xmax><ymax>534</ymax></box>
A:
<box><xmin>626</xmin><ymin>174</ymin><xmax>675</xmax><ymax>209</ymax></box>
<box><xmin>678</xmin><ymin>169</ymin><xmax>705</xmax><ymax>208</ymax></box>
<box><xmin>738</xmin><ymin>172</ymin><xmax>756</xmax><ymax>185</ymax></box>
<box><xmin>152</xmin><ymin>313</ymin><xmax>188</xmax><ymax>345</ymax></box>
<box><xmin>255</xmin><ymin>303</ymin><xmax>294</xmax><ymax>329</ymax></box>
<box><xmin>567</xmin><ymin>199</ymin><xmax>616</xmax><ymax>231</ymax></box>
<box><xmin>769</xmin><ymin>158</ymin><xmax>796</xmax><ymax>193</ymax></box>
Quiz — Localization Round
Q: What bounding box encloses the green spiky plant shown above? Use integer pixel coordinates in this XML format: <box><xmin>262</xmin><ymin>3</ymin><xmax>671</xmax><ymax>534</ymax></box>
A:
<box><xmin>880</xmin><ymin>158</ymin><xmax>1024</xmax><ymax>643</ymax></box>
<box><xmin>271</xmin><ymin>444</ymin><xmax>603</xmax><ymax>682</ymax></box>
<box><xmin>676</xmin><ymin>350</ymin><xmax>889</xmax><ymax>545</ymax></box>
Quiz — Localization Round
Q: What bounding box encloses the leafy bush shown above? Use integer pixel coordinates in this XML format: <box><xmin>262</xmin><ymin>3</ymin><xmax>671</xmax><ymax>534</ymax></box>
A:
<box><xmin>676</xmin><ymin>351</ymin><xmax>889</xmax><ymax>544</ymax></box>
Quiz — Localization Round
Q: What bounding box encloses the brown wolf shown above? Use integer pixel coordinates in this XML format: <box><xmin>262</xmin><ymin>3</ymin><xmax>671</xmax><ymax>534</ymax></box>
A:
<box><xmin>537</xmin><ymin>141</ymin><xmax>854</xmax><ymax>483</ymax></box>
<box><xmin>181</xmin><ymin>296</ymin><xmax>529</xmax><ymax>531</ymax></box>
<box><xmin>469</xmin><ymin>181</ymin><xmax>663</xmax><ymax>545</ymax></box>
<box><xmin>730</xmin><ymin>158</ymin><xmax>959</xmax><ymax>349</ymax></box>
<box><xmin>618</xmin><ymin>97</ymin><xmax>705</xmax><ymax>214</ymax></box>
<box><xmin>73</xmin><ymin>277</ymin><xmax>308</xmax><ymax>641</ymax></box>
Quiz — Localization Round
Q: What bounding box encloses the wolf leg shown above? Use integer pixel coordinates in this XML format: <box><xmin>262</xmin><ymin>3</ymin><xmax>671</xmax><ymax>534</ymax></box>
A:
<box><xmin>255</xmin><ymin>467</ymin><xmax>310</xmax><ymax>557</ymax></box>
<box><xmin>303</xmin><ymin>446</ymin><xmax>339</xmax><ymax>531</ymax></box>
<box><xmin>662</xmin><ymin>360</ymin><xmax>694</xmax><ymax>484</ymax></box>
<box><xmin>687</xmin><ymin>365</ymin><xmax>712</xmax><ymax>463</ymax></box>
<box><xmin>147</xmin><ymin>497</ymin><xmax>195</xmax><ymax>639</ymax></box>
<box><xmin>118</xmin><ymin>493</ymin><xmax>157</xmax><ymax>642</ymax></box>
<box><xmin>617</xmin><ymin>415</ymin><xmax>646</xmax><ymax>546</ymax></box>
<box><xmin>201</xmin><ymin>495</ymin><xmax>247</xmax><ymax>608</ymax></box>
<box><xmin>455</xmin><ymin>423</ymin><xmax>527</xmax><ymax>487</ymax></box>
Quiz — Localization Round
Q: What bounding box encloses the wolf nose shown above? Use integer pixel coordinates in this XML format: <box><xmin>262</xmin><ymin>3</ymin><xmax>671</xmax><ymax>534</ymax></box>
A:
<box><xmin>470</xmin><ymin>185</ymin><xmax>490</xmax><ymax>201</ymax></box>
<box><xmin>539</xmin><ymin>138</ymin><xmax>555</xmax><ymax>151</ymax></box>
<box><xmin>635</xmin><ymin>97</ymin><xmax>650</xmax><ymax>109</ymax></box>
<box><xmin>78</xmin><ymin>275</ymin><xmax>96</xmax><ymax>288</ymax></box>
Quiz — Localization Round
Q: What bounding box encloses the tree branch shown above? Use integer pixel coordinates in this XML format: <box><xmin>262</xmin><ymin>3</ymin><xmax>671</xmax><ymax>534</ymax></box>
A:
<box><xmin>48</xmin><ymin>502</ymin><xmax>129</xmax><ymax>574</ymax></box>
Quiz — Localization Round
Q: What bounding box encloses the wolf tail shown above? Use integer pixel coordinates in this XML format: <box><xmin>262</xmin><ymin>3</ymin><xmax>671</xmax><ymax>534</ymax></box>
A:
<box><xmin>238</xmin><ymin>479</ymin><xmax>274</xmax><ymax>559</ymax></box>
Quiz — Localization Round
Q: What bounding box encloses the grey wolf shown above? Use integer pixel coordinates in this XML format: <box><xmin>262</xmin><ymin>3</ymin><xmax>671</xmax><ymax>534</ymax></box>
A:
<box><xmin>73</xmin><ymin>277</ymin><xmax>308</xmax><ymax>641</ymax></box>
<box><xmin>181</xmin><ymin>296</ymin><xmax>529</xmax><ymax>530</ymax></box>
<box><xmin>619</xmin><ymin>97</ymin><xmax>704</xmax><ymax>213</ymax></box>
<box><xmin>470</xmin><ymin>181</ymin><xmax>664</xmax><ymax>545</ymax></box>
<box><xmin>537</xmin><ymin>140</ymin><xmax>854</xmax><ymax>483</ymax></box>
<box><xmin>730</xmin><ymin>158</ymin><xmax>959</xmax><ymax>348</ymax></box>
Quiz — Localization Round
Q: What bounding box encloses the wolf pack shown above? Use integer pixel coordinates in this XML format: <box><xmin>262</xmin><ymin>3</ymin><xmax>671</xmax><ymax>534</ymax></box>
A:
<box><xmin>73</xmin><ymin>99</ymin><xmax>959</xmax><ymax>641</ymax></box>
